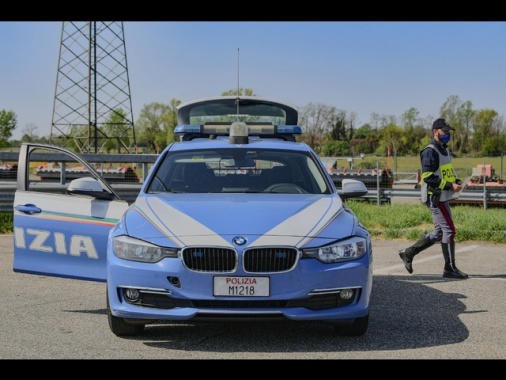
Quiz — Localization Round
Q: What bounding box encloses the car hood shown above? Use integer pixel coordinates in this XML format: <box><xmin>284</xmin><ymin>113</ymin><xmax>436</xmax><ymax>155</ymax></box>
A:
<box><xmin>121</xmin><ymin>193</ymin><xmax>357</xmax><ymax>249</ymax></box>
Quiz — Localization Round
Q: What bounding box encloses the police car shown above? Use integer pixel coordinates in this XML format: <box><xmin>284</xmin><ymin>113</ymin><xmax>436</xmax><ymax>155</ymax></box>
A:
<box><xmin>12</xmin><ymin>96</ymin><xmax>373</xmax><ymax>337</ymax></box>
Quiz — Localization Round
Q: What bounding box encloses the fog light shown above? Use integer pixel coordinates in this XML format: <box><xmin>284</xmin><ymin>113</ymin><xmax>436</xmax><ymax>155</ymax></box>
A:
<box><xmin>339</xmin><ymin>289</ymin><xmax>354</xmax><ymax>300</ymax></box>
<box><xmin>124</xmin><ymin>288</ymin><xmax>141</xmax><ymax>302</ymax></box>
<box><xmin>168</xmin><ymin>276</ymin><xmax>181</xmax><ymax>288</ymax></box>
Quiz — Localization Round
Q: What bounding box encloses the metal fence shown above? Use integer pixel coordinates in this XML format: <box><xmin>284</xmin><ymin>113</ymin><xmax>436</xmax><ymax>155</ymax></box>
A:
<box><xmin>0</xmin><ymin>152</ymin><xmax>504</xmax><ymax>212</ymax></box>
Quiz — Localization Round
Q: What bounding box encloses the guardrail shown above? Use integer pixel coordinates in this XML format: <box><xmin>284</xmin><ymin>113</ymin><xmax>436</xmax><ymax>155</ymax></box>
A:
<box><xmin>0</xmin><ymin>151</ymin><xmax>159</xmax><ymax>183</ymax></box>
<box><xmin>392</xmin><ymin>171</ymin><xmax>419</xmax><ymax>185</ymax></box>
<box><xmin>0</xmin><ymin>182</ymin><xmax>504</xmax><ymax>212</ymax></box>
<box><xmin>1</xmin><ymin>152</ymin><xmax>504</xmax><ymax>211</ymax></box>
<box><xmin>359</xmin><ymin>188</ymin><xmax>506</xmax><ymax>209</ymax></box>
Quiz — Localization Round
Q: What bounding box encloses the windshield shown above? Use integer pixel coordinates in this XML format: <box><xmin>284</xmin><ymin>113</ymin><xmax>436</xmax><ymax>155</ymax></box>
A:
<box><xmin>147</xmin><ymin>148</ymin><xmax>331</xmax><ymax>194</ymax></box>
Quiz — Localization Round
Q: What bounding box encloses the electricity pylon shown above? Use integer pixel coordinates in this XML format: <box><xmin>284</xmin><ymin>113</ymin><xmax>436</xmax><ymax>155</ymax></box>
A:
<box><xmin>49</xmin><ymin>21</ymin><xmax>136</xmax><ymax>153</ymax></box>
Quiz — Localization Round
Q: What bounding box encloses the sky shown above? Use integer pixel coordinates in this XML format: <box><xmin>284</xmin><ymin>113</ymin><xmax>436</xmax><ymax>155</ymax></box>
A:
<box><xmin>2</xmin><ymin>21</ymin><xmax>506</xmax><ymax>140</ymax></box>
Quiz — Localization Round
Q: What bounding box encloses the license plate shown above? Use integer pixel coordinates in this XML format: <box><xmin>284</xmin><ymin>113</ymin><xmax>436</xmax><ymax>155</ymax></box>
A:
<box><xmin>213</xmin><ymin>276</ymin><xmax>270</xmax><ymax>297</ymax></box>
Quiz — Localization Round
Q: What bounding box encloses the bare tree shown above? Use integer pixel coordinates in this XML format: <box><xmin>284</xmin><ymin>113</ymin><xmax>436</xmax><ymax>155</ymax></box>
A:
<box><xmin>370</xmin><ymin>112</ymin><xmax>380</xmax><ymax>132</ymax></box>
<box><xmin>455</xmin><ymin>101</ymin><xmax>475</xmax><ymax>155</ymax></box>
<box><xmin>21</xmin><ymin>122</ymin><xmax>39</xmax><ymax>142</ymax></box>
<box><xmin>298</xmin><ymin>102</ymin><xmax>338</xmax><ymax>153</ymax></box>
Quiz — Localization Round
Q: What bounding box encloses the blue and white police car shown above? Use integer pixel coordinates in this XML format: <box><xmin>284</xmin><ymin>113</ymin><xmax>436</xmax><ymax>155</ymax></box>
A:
<box><xmin>12</xmin><ymin>96</ymin><xmax>373</xmax><ymax>337</ymax></box>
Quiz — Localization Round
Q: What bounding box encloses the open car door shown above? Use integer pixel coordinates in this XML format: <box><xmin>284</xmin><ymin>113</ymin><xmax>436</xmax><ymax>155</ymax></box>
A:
<box><xmin>12</xmin><ymin>143</ymin><xmax>130</xmax><ymax>282</ymax></box>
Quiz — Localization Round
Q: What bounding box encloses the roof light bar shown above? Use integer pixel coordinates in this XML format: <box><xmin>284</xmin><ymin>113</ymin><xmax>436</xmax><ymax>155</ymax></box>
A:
<box><xmin>230</xmin><ymin>122</ymin><xmax>249</xmax><ymax>144</ymax></box>
<box><xmin>174</xmin><ymin>124</ymin><xmax>302</xmax><ymax>137</ymax></box>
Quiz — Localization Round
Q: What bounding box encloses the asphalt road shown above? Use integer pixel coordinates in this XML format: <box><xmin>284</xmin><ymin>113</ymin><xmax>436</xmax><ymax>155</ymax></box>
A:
<box><xmin>1</xmin><ymin>234</ymin><xmax>505</xmax><ymax>360</ymax></box>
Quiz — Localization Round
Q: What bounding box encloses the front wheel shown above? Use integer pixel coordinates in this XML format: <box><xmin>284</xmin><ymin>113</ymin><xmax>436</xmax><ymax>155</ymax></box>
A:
<box><xmin>333</xmin><ymin>315</ymin><xmax>369</xmax><ymax>337</ymax></box>
<box><xmin>106</xmin><ymin>291</ymin><xmax>145</xmax><ymax>337</ymax></box>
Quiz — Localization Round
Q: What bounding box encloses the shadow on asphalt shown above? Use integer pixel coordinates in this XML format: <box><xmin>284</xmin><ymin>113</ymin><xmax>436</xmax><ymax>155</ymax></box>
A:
<box><xmin>66</xmin><ymin>276</ymin><xmax>470</xmax><ymax>352</ymax></box>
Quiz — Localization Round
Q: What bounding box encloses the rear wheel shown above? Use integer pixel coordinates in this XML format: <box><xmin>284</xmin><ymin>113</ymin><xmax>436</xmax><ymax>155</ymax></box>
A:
<box><xmin>333</xmin><ymin>315</ymin><xmax>369</xmax><ymax>337</ymax></box>
<box><xmin>106</xmin><ymin>291</ymin><xmax>145</xmax><ymax>337</ymax></box>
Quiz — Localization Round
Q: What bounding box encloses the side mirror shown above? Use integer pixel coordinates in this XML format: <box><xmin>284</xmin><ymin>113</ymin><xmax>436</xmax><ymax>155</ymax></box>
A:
<box><xmin>338</xmin><ymin>179</ymin><xmax>368</xmax><ymax>200</ymax></box>
<box><xmin>67</xmin><ymin>177</ymin><xmax>115</xmax><ymax>200</ymax></box>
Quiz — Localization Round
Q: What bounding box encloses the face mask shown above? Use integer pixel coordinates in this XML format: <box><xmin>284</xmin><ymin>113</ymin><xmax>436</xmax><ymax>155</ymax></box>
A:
<box><xmin>440</xmin><ymin>133</ymin><xmax>451</xmax><ymax>144</ymax></box>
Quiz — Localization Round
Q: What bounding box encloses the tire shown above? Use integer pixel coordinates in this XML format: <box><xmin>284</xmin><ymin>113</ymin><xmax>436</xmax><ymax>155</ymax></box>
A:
<box><xmin>333</xmin><ymin>315</ymin><xmax>369</xmax><ymax>337</ymax></box>
<box><xmin>106</xmin><ymin>292</ymin><xmax>145</xmax><ymax>337</ymax></box>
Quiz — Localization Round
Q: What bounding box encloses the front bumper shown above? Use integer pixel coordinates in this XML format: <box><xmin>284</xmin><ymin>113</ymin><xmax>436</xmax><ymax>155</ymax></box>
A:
<box><xmin>107</xmin><ymin>252</ymin><xmax>373</xmax><ymax>323</ymax></box>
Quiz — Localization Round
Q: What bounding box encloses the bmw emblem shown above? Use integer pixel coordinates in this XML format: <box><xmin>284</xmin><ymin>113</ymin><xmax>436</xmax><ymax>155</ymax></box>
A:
<box><xmin>233</xmin><ymin>236</ymin><xmax>247</xmax><ymax>245</ymax></box>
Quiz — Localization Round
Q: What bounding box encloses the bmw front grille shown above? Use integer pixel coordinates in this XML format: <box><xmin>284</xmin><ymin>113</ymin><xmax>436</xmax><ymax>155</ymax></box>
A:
<box><xmin>182</xmin><ymin>247</ymin><xmax>298</xmax><ymax>273</ymax></box>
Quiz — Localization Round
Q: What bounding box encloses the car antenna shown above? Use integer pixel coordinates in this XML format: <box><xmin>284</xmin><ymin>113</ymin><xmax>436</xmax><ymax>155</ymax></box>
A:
<box><xmin>236</xmin><ymin>48</ymin><xmax>240</xmax><ymax>121</ymax></box>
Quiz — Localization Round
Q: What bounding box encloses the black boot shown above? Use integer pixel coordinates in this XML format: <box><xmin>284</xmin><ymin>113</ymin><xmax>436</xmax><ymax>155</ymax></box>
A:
<box><xmin>398</xmin><ymin>234</ymin><xmax>434</xmax><ymax>274</ymax></box>
<box><xmin>442</xmin><ymin>242</ymin><xmax>468</xmax><ymax>279</ymax></box>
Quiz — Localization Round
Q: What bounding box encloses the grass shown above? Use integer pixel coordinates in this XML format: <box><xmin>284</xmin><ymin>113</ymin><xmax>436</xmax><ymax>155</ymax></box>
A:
<box><xmin>0</xmin><ymin>213</ymin><xmax>13</xmax><ymax>234</ymax></box>
<box><xmin>347</xmin><ymin>200</ymin><xmax>506</xmax><ymax>244</ymax></box>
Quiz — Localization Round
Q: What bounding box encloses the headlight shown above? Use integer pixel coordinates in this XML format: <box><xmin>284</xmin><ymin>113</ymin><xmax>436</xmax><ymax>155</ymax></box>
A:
<box><xmin>302</xmin><ymin>237</ymin><xmax>367</xmax><ymax>264</ymax></box>
<box><xmin>112</xmin><ymin>235</ymin><xmax>178</xmax><ymax>263</ymax></box>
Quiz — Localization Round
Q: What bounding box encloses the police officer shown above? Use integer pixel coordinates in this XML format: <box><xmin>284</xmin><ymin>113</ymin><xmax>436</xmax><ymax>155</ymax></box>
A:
<box><xmin>398</xmin><ymin>118</ymin><xmax>468</xmax><ymax>279</ymax></box>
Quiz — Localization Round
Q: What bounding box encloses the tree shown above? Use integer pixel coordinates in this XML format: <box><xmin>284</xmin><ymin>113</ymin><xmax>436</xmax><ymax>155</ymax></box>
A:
<box><xmin>162</xmin><ymin>98</ymin><xmax>180</xmax><ymax>145</ymax></box>
<box><xmin>351</xmin><ymin>123</ymin><xmax>380</xmax><ymax>155</ymax></box>
<box><xmin>354</xmin><ymin>123</ymin><xmax>374</xmax><ymax>139</ymax></box>
<box><xmin>400</xmin><ymin>108</ymin><xmax>426</xmax><ymax>155</ymax></box>
<box><xmin>439</xmin><ymin>95</ymin><xmax>477</xmax><ymax>155</ymax></box>
<box><xmin>21</xmin><ymin>122</ymin><xmax>39</xmax><ymax>143</ymax></box>
<box><xmin>347</xmin><ymin>111</ymin><xmax>358</xmax><ymax>142</ymax></box>
<box><xmin>401</xmin><ymin>107</ymin><xmax>419</xmax><ymax>130</ymax></box>
<box><xmin>321</xmin><ymin>140</ymin><xmax>351</xmax><ymax>157</ymax></box>
<box><xmin>135</xmin><ymin>100</ymin><xmax>181</xmax><ymax>153</ymax></box>
<box><xmin>370</xmin><ymin>112</ymin><xmax>381</xmax><ymax>132</ymax></box>
<box><xmin>472</xmin><ymin>109</ymin><xmax>505</xmax><ymax>155</ymax></box>
<box><xmin>455</xmin><ymin>100</ymin><xmax>475</xmax><ymax>155</ymax></box>
<box><xmin>298</xmin><ymin>102</ymin><xmax>339</xmax><ymax>154</ymax></box>
<box><xmin>440</xmin><ymin>95</ymin><xmax>463</xmax><ymax>153</ymax></box>
<box><xmin>379</xmin><ymin>123</ymin><xmax>404</xmax><ymax>170</ymax></box>
<box><xmin>0</xmin><ymin>110</ymin><xmax>17</xmax><ymax>148</ymax></box>
<box><xmin>136</xmin><ymin>103</ymin><xmax>169</xmax><ymax>153</ymax></box>
<box><xmin>221</xmin><ymin>88</ymin><xmax>255</xmax><ymax>96</ymax></box>
<box><xmin>102</xmin><ymin>109</ymin><xmax>130</xmax><ymax>153</ymax></box>
<box><xmin>328</xmin><ymin>111</ymin><xmax>347</xmax><ymax>141</ymax></box>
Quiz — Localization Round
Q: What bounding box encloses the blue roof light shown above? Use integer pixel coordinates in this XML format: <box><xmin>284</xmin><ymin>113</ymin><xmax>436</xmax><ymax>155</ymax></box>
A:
<box><xmin>276</xmin><ymin>125</ymin><xmax>302</xmax><ymax>134</ymax></box>
<box><xmin>175</xmin><ymin>123</ymin><xmax>302</xmax><ymax>138</ymax></box>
